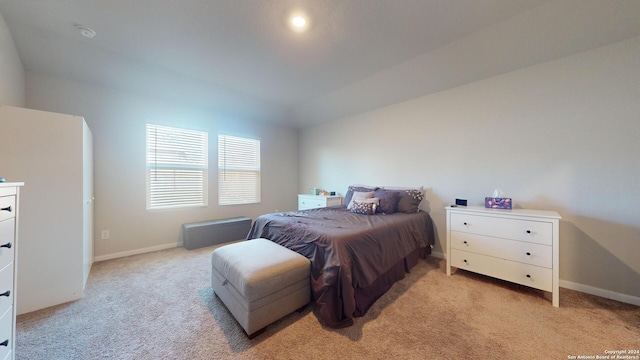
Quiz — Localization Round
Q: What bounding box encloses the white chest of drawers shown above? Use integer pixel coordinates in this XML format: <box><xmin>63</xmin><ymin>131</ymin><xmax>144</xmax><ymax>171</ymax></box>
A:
<box><xmin>297</xmin><ymin>194</ymin><xmax>342</xmax><ymax>210</ymax></box>
<box><xmin>446</xmin><ymin>206</ymin><xmax>561</xmax><ymax>307</ymax></box>
<box><xmin>0</xmin><ymin>183</ymin><xmax>22</xmax><ymax>360</ymax></box>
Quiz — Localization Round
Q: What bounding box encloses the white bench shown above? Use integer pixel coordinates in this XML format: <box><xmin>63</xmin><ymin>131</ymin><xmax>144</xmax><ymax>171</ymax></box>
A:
<box><xmin>211</xmin><ymin>238</ymin><xmax>311</xmax><ymax>338</ymax></box>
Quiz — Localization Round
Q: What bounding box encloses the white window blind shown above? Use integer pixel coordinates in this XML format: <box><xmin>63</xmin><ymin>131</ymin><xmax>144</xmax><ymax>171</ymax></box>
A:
<box><xmin>146</xmin><ymin>124</ymin><xmax>208</xmax><ymax>209</ymax></box>
<box><xmin>218</xmin><ymin>134</ymin><xmax>260</xmax><ymax>205</ymax></box>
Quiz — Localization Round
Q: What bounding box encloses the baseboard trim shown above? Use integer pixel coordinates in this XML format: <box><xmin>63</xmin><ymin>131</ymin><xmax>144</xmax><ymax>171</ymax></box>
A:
<box><xmin>560</xmin><ymin>280</ymin><xmax>640</xmax><ymax>306</ymax></box>
<box><xmin>431</xmin><ymin>251</ymin><xmax>445</xmax><ymax>259</ymax></box>
<box><xmin>94</xmin><ymin>242</ymin><xmax>183</xmax><ymax>262</ymax></box>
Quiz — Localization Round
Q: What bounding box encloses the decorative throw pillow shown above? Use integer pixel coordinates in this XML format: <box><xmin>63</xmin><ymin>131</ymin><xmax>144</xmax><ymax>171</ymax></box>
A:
<box><xmin>359</xmin><ymin>197</ymin><xmax>379</xmax><ymax>206</ymax></box>
<box><xmin>346</xmin><ymin>191</ymin><xmax>374</xmax><ymax>210</ymax></box>
<box><xmin>383</xmin><ymin>186</ymin><xmax>424</xmax><ymax>213</ymax></box>
<box><xmin>350</xmin><ymin>200</ymin><xmax>377</xmax><ymax>215</ymax></box>
<box><xmin>343</xmin><ymin>185</ymin><xmax>378</xmax><ymax>208</ymax></box>
<box><xmin>373</xmin><ymin>189</ymin><xmax>401</xmax><ymax>214</ymax></box>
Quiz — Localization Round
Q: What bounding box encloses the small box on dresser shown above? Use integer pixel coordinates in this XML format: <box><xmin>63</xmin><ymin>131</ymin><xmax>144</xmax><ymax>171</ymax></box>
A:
<box><xmin>0</xmin><ymin>182</ymin><xmax>23</xmax><ymax>360</ymax></box>
<box><xmin>446</xmin><ymin>205</ymin><xmax>561</xmax><ymax>307</ymax></box>
<box><xmin>297</xmin><ymin>194</ymin><xmax>342</xmax><ymax>210</ymax></box>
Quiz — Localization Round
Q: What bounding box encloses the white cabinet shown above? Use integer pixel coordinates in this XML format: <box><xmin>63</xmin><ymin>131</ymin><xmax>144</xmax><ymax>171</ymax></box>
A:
<box><xmin>0</xmin><ymin>105</ymin><xmax>93</xmax><ymax>315</ymax></box>
<box><xmin>446</xmin><ymin>206</ymin><xmax>561</xmax><ymax>307</ymax></box>
<box><xmin>0</xmin><ymin>183</ymin><xmax>23</xmax><ymax>360</ymax></box>
<box><xmin>297</xmin><ymin>194</ymin><xmax>342</xmax><ymax>210</ymax></box>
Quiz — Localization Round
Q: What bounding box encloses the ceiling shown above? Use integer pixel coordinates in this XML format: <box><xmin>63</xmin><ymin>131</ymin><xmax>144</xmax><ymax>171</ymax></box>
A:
<box><xmin>1</xmin><ymin>1</ymin><xmax>639</xmax><ymax>128</ymax></box>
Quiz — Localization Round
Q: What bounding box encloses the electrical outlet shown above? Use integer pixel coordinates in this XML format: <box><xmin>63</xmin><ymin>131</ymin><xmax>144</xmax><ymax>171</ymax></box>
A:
<box><xmin>101</xmin><ymin>230</ymin><xmax>110</xmax><ymax>240</ymax></box>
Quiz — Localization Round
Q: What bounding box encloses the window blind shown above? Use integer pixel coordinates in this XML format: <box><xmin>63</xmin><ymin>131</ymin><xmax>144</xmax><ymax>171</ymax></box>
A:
<box><xmin>218</xmin><ymin>134</ymin><xmax>260</xmax><ymax>205</ymax></box>
<box><xmin>146</xmin><ymin>124</ymin><xmax>208</xmax><ymax>209</ymax></box>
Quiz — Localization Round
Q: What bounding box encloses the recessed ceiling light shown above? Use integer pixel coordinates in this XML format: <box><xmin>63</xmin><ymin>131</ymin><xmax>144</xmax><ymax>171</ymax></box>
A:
<box><xmin>75</xmin><ymin>25</ymin><xmax>96</xmax><ymax>39</ymax></box>
<box><xmin>291</xmin><ymin>16</ymin><xmax>306</xmax><ymax>28</ymax></box>
<box><xmin>289</xmin><ymin>14</ymin><xmax>309</xmax><ymax>33</ymax></box>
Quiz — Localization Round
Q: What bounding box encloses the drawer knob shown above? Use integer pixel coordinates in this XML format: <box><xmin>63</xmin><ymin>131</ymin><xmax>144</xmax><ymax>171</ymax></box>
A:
<box><xmin>0</xmin><ymin>242</ymin><xmax>11</xmax><ymax>249</ymax></box>
<box><xmin>0</xmin><ymin>340</ymin><xmax>7</xmax><ymax>347</ymax></box>
<box><xmin>463</xmin><ymin>222</ymin><xmax>468</xmax><ymax>226</ymax></box>
<box><xmin>0</xmin><ymin>206</ymin><xmax>11</xmax><ymax>212</ymax></box>
<box><xmin>526</xmin><ymin>230</ymin><xmax>531</xmax><ymax>234</ymax></box>
<box><xmin>463</xmin><ymin>241</ymin><xmax>468</xmax><ymax>245</ymax></box>
<box><xmin>0</xmin><ymin>290</ymin><xmax>9</xmax><ymax>297</ymax></box>
<box><xmin>526</xmin><ymin>274</ymin><xmax>531</xmax><ymax>278</ymax></box>
<box><xmin>463</xmin><ymin>259</ymin><xmax>468</xmax><ymax>263</ymax></box>
<box><xmin>526</xmin><ymin>252</ymin><xmax>531</xmax><ymax>256</ymax></box>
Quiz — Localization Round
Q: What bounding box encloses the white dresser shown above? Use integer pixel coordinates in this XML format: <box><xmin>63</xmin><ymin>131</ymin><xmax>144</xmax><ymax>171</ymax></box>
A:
<box><xmin>446</xmin><ymin>205</ymin><xmax>561</xmax><ymax>307</ymax></box>
<box><xmin>0</xmin><ymin>182</ymin><xmax>22</xmax><ymax>360</ymax></box>
<box><xmin>297</xmin><ymin>194</ymin><xmax>342</xmax><ymax>210</ymax></box>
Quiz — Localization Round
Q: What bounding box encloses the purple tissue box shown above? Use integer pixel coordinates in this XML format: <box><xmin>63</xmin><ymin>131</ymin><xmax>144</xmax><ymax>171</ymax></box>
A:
<box><xmin>485</xmin><ymin>197</ymin><xmax>512</xmax><ymax>209</ymax></box>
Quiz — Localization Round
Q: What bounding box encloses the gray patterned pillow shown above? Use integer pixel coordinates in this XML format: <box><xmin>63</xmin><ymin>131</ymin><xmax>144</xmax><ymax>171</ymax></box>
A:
<box><xmin>350</xmin><ymin>200</ymin><xmax>377</xmax><ymax>215</ymax></box>
<box><xmin>395</xmin><ymin>189</ymin><xmax>424</xmax><ymax>213</ymax></box>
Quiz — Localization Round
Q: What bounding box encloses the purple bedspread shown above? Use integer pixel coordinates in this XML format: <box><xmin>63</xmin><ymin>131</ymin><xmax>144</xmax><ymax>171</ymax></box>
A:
<box><xmin>247</xmin><ymin>206</ymin><xmax>435</xmax><ymax>328</ymax></box>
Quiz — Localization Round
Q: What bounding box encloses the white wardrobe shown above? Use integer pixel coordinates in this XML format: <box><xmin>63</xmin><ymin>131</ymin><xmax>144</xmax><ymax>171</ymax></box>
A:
<box><xmin>0</xmin><ymin>105</ymin><xmax>93</xmax><ymax>315</ymax></box>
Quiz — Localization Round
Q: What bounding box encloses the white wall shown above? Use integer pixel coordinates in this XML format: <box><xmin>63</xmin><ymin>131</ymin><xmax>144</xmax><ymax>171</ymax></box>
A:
<box><xmin>299</xmin><ymin>37</ymin><xmax>640</xmax><ymax>304</ymax></box>
<box><xmin>26</xmin><ymin>72</ymin><xmax>299</xmax><ymax>260</ymax></box>
<box><xmin>0</xmin><ymin>11</ymin><xmax>24</xmax><ymax>106</ymax></box>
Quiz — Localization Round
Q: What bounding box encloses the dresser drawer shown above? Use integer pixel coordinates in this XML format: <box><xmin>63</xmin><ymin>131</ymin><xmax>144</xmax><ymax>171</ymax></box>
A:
<box><xmin>450</xmin><ymin>213</ymin><xmax>552</xmax><ymax>245</ymax></box>
<box><xmin>297</xmin><ymin>195</ymin><xmax>341</xmax><ymax>210</ymax></box>
<box><xmin>0</xmin><ymin>197</ymin><xmax>15</xmax><ymax>223</ymax></box>
<box><xmin>0</xmin><ymin>266</ymin><xmax>12</xmax><ymax>319</ymax></box>
<box><xmin>298</xmin><ymin>198</ymin><xmax>325</xmax><ymax>210</ymax></box>
<box><xmin>451</xmin><ymin>249</ymin><xmax>552</xmax><ymax>292</ymax></box>
<box><xmin>0</xmin><ymin>184</ymin><xmax>20</xmax><ymax>360</ymax></box>
<box><xmin>0</xmin><ymin>220</ymin><xmax>14</xmax><ymax>272</ymax></box>
<box><xmin>451</xmin><ymin>230</ymin><xmax>552</xmax><ymax>268</ymax></box>
<box><xmin>0</xmin><ymin>306</ymin><xmax>12</xmax><ymax>360</ymax></box>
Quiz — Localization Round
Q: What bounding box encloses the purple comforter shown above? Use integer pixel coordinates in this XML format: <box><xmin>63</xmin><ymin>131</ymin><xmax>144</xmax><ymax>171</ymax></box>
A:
<box><xmin>247</xmin><ymin>206</ymin><xmax>435</xmax><ymax>328</ymax></box>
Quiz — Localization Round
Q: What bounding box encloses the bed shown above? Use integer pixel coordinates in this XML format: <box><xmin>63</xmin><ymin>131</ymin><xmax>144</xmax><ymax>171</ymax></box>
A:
<box><xmin>247</xmin><ymin>186</ymin><xmax>435</xmax><ymax>328</ymax></box>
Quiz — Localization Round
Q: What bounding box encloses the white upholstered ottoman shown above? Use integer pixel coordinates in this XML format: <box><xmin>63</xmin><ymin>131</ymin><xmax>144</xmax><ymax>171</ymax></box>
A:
<box><xmin>211</xmin><ymin>238</ymin><xmax>311</xmax><ymax>338</ymax></box>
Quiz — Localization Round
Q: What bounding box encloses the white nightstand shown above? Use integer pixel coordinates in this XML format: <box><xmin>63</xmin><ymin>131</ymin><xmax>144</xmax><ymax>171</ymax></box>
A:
<box><xmin>297</xmin><ymin>194</ymin><xmax>342</xmax><ymax>210</ymax></box>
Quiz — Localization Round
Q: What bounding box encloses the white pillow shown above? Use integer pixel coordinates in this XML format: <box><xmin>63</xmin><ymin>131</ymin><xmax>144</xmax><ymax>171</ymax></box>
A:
<box><xmin>347</xmin><ymin>191</ymin><xmax>374</xmax><ymax>209</ymax></box>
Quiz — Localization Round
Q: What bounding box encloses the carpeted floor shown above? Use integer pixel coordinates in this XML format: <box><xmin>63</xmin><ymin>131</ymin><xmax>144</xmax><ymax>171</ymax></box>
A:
<box><xmin>16</xmin><ymin>244</ymin><xmax>640</xmax><ymax>359</ymax></box>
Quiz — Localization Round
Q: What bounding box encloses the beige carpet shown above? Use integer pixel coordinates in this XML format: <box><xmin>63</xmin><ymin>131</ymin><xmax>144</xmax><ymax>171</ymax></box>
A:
<box><xmin>16</xmin><ymin>244</ymin><xmax>639</xmax><ymax>360</ymax></box>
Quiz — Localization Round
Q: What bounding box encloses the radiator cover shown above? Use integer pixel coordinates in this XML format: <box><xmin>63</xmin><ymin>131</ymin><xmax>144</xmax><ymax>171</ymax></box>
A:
<box><xmin>181</xmin><ymin>217</ymin><xmax>252</xmax><ymax>250</ymax></box>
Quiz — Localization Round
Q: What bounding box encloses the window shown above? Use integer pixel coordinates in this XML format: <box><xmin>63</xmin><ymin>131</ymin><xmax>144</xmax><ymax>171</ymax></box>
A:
<box><xmin>218</xmin><ymin>134</ymin><xmax>260</xmax><ymax>205</ymax></box>
<box><xmin>146</xmin><ymin>124</ymin><xmax>208</xmax><ymax>209</ymax></box>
